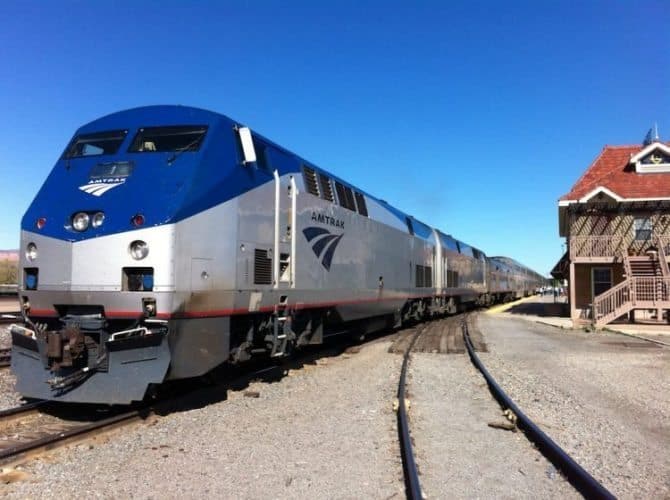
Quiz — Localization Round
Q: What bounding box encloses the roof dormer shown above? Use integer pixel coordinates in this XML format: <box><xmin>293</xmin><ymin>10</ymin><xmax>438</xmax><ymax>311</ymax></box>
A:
<box><xmin>630</xmin><ymin>142</ymin><xmax>670</xmax><ymax>174</ymax></box>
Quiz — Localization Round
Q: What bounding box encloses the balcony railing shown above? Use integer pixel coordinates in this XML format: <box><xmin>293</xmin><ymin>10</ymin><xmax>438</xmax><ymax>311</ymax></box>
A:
<box><xmin>570</xmin><ymin>236</ymin><xmax>620</xmax><ymax>259</ymax></box>
<box><xmin>570</xmin><ymin>234</ymin><xmax>670</xmax><ymax>260</ymax></box>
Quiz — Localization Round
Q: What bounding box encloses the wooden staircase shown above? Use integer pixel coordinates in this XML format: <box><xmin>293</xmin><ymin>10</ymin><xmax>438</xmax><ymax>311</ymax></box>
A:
<box><xmin>593</xmin><ymin>238</ymin><xmax>670</xmax><ymax>327</ymax></box>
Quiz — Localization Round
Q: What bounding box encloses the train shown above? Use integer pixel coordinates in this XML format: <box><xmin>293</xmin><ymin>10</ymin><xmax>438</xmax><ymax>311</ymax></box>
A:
<box><xmin>11</xmin><ymin>105</ymin><xmax>546</xmax><ymax>404</ymax></box>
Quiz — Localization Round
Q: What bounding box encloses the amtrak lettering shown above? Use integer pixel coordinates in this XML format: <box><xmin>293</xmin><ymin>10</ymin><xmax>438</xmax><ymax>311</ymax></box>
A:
<box><xmin>79</xmin><ymin>178</ymin><xmax>126</xmax><ymax>197</ymax></box>
<box><xmin>310</xmin><ymin>211</ymin><xmax>344</xmax><ymax>229</ymax></box>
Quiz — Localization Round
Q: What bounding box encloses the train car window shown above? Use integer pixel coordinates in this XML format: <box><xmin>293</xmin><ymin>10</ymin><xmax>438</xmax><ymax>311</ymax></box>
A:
<box><xmin>253</xmin><ymin>138</ymin><xmax>270</xmax><ymax>171</ymax></box>
<box><xmin>446</xmin><ymin>270</ymin><xmax>459</xmax><ymax>287</ymax></box>
<box><xmin>472</xmin><ymin>248</ymin><xmax>486</xmax><ymax>261</ymax></box>
<box><xmin>406</xmin><ymin>217</ymin><xmax>414</xmax><ymax>235</ymax></box>
<box><xmin>440</xmin><ymin>234</ymin><xmax>459</xmax><ymax>252</ymax></box>
<box><xmin>319</xmin><ymin>174</ymin><xmax>335</xmax><ymax>202</ymax></box>
<box><xmin>302</xmin><ymin>166</ymin><xmax>320</xmax><ymax>197</ymax></box>
<box><xmin>415</xmin><ymin>264</ymin><xmax>424</xmax><ymax>287</ymax></box>
<box><xmin>354</xmin><ymin>192</ymin><xmax>368</xmax><ymax>216</ymax></box>
<box><xmin>128</xmin><ymin>126</ymin><xmax>208</xmax><ymax>152</ymax></box>
<box><xmin>63</xmin><ymin>130</ymin><xmax>128</xmax><ymax>159</ymax></box>
<box><xmin>424</xmin><ymin>266</ymin><xmax>432</xmax><ymax>287</ymax></box>
<box><xmin>459</xmin><ymin>243</ymin><xmax>474</xmax><ymax>258</ymax></box>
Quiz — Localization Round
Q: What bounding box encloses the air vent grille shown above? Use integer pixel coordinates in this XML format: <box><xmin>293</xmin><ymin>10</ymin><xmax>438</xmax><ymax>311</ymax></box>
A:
<box><xmin>303</xmin><ymin>166</ymin><xmax>319</xmax><ymax>197</ymax></box>
<box><xmin>254</xmin><ymin>249</ymin><xmax>272</xmax><ymax>285</ymax></box>
<box><xmin>319</xmin><ymin>173</ymin><xmax>335</xmax><ymax>202</ymax></box>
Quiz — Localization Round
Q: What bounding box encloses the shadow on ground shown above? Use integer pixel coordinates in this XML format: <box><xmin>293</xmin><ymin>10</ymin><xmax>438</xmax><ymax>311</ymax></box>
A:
<box><xmin>504</xmin><ymin>299</ymin><xmax>569</xmax><ymax>318</ymax></box>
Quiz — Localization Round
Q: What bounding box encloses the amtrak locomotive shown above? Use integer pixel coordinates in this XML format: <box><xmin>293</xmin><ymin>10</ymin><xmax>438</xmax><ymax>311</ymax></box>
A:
<box><xmin>12</xmin><ymin>105</ymin><xmax>544</xmax><ymax>404</ymax></box>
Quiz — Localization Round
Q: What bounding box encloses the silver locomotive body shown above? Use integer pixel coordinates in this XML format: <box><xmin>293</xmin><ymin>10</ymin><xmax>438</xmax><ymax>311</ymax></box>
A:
<box><xmin>12</xmin><ymin>105</ymin><xmax>545</xmax><ymax>404</ymax></box>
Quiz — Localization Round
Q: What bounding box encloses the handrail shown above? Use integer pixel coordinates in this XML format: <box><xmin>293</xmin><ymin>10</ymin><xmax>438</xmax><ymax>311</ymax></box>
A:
<box><xmin>594</xmin><ymin>275</ymin><xmax>670</xmax><ymax>326</ymax></box>
<box><xmin>654</xmin><ymin>235</ymin><xmax>670</xmax><ymax>278</ymax></box>
<box><xmin>273</xmin><ymin>169</ymin><xmax>280</xmax><ymax>287</ymax></box>
<box><xmin>592</xmin><ymin>280</ymin><xmax>630</xmax><ymax>325</ymax></box>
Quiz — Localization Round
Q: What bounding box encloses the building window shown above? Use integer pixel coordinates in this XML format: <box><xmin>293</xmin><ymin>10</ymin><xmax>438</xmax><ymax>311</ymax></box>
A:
<box><xmin>633</xmin><ymin>217</ymin><xmax>652</xmax><ymax>241</ymax></box>
<box><xmin>592</xmin><ymin>268</ymin><xmax>612</xmax><ymax>297</ymax></box>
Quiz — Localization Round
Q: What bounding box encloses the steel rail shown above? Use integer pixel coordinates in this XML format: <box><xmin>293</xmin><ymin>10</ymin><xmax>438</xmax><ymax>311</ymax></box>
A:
<box><xmin>0</xmin><ymin>400</ymin><xmax>46</xmax><ymax>420</ymax></box>
<box><xmin>0</xmin><ymin>342</ymin><xmax>354</xmax><ymax>466</ymax></box>
<box><xmin>397</xmin><ymin>326</ymin><xmax>424</xmax><ymax>500</ymax></box>
<box><xmin>0</xmin><ymin>347</ymin><xmax>10</xmax><ymax>367</ymax></box>
<box><xmin>0</xmin><ymin>407</ymin><xmax>146</xmax><ymax>465</ymax></box>
<box><xmin>0</xmin><ymin>312</ymin><xmax>21</xmax><ymax>322</ymax></box>
<box><xmin>462</xmin><ymin>319</ymin><xmax>615</xmax><ymax>500</ymax></box>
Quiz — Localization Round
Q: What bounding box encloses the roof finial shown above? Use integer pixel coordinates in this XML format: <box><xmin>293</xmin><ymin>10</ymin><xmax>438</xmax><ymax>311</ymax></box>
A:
<box><xmin>643</xmin><ymin>124</ymin><xmax>659</xmax><ymax>146</ymax></box>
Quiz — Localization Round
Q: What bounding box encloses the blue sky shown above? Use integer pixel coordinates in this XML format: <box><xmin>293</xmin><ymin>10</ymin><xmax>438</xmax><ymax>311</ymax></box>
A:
<box><xmin>0</xmin><ymin>1</ymin><xmax>668</xmax><ymax>277</ymax></box>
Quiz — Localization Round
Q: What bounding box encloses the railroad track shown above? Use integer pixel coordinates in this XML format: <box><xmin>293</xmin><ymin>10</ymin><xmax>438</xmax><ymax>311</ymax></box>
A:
<box><xmin>0</xmin><ymin>347</ymin><xmax>10</xmax><ymax>368</ymax></box>
<box><xmin>392</xmin><ymin>314</ymin><xmax>486</xmax><ymax>499</ymax></box>
<box><xmin>0</xmin><ymin>402</ymin><xmax>147</xmax><ymax>467</ymax></box>
<box><xmin>396</xmin><ymin>324</ymin><xmax>425</xmax><ymax>500</ymax></box>
<box><xmin>461</xmin><ymin>316</ymin><xmax>615</xmax><ymax>500</ymax></box>
<box><xmin>0</xmin><ymin>338</ymin><xmax>358</xmax><ymax>468</ymax></box>
<box><xmin>0</xmin><ymin>314</ymin><xmax>22</xmax><ymax>367</ymax></box>
<box><xmin>0</xmin><ymin>314</ymin><xmax>21</xmax><ymax>324</ymax></box>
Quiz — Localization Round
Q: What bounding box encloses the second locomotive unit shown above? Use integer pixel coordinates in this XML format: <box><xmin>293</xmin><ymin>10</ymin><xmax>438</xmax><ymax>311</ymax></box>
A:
<box><xmin>12</xmin><ymin>105</ymin><xmax>544</xmax><ymax>404</ymax></box>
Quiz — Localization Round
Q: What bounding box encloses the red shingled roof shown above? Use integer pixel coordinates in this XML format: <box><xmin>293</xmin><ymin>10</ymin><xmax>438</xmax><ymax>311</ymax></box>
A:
<box><xmin>560</xmin><ymin>143</ymin><xmax>670</xmax><ymax>201</ymax></box>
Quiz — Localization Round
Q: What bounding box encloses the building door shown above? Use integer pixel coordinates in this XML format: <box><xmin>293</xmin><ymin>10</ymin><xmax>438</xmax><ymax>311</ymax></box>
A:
<box><xmin>591</xmin><ymin>267</ymin><xmax>612</xmax><ymax>299</ymax></box>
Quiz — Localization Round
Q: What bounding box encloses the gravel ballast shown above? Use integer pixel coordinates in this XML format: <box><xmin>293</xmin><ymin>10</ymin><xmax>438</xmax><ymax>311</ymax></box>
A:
<box><xmin>4</xmin><ymin>339</ymin><xmax>404</xmax><ymax>499</ymax></box>
<box><xmin>409</xmin><ymin>352</ymin><xmax>578</xmax><ymax>498</ymax></box>
<box><xmin>0</xmin><ymin>325</ymin><xmax>23</xmax><ymax>411</ymax></box>
<box><xmin>477</xmin><ymin>313</ymin><xmax>670</xmax><ymax>498</ymax></box>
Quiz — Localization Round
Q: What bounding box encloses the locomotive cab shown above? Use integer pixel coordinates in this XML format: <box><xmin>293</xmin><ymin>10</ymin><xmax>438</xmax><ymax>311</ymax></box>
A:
<box><xmin>12</xmin><ymin>106</ymin><xmax>236</xmax><ymax>404</ymax></box>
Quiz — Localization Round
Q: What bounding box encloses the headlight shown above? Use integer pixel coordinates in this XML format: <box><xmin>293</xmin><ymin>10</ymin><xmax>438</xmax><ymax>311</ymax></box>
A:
<box><xmin>129</xmin><ymin>240</ymin><xmax>149</xmax><ymax>260</ymax></box>
<box><xmin>26</xmin><ymin>242</ymin><xmax>38</xmax><ymax>261</ymax></box>
<box><xmin>72</xmin><ymin>212</ymin><xmax>90</xmax><ymax>232</ymax></box>
<box><xmin>92</xmin><ymin>211</ymin><xmax>105</xmax><ymax>228</ymax></box>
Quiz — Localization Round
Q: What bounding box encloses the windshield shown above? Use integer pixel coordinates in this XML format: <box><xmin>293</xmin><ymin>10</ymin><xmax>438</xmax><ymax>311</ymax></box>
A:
<box><xmin>128</xmin><ymin>126</ymin><xmax>208</xmax><ymax>153</ymax></box>
<box><xmin>63</xmin><ymin>130</ymin><xmax>128</xmax><ymax>158</ymax></box>
<box><xmin>89</xmin><ymin>161</ymin><xmax>134</xmax><ymax>180</ymax></box>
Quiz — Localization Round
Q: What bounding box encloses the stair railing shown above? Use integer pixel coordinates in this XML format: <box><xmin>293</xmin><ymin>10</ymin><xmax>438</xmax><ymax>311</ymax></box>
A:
<box><xmin>592</xmin><ymin>279</ymin><xmax>631</xmax><ymax>326</ymax></box>
<box><xmin>654</xmin><ymin>235</ymin><xmax>670</xmax><ymax>278</ymax></box>
<box><xmin>621</xmin><ymin>253</ymin><xmax>635</xmax><ymax>304</ymax></box>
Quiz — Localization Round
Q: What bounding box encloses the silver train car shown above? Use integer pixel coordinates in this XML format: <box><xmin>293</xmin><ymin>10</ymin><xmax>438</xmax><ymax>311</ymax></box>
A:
<box><xmin>12</xmin><ymin>105</ymin><xmax>545</xmax><ymax>404</ymax></box>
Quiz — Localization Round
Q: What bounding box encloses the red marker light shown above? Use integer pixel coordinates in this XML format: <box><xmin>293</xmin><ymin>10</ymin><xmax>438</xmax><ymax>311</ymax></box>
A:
<box><xmin>132</xmin><ymin>214</ymin><xmax>145</xmax><ymax>227</ymax></box>
<box><xmin>36</xmin><ymin>217</ymin><xmax>46</xmax><ymax>229</ymax></box>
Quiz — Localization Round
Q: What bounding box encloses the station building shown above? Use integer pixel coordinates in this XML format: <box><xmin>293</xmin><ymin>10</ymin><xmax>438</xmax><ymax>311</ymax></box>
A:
<box><xmin>556</xmin><ymin>135</ymin><xmax>670</xmax><ymax>328</ymax></box>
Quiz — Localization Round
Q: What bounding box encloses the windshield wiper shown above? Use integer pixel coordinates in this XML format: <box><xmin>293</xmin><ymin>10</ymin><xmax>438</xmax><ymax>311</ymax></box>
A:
<box><xmin>166</xmin><ymin>136</ymin><xmax>204</xmax><ymax>165</ymax></box>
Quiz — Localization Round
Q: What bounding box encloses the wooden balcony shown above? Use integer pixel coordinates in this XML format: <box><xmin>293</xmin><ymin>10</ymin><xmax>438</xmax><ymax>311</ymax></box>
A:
<box><xmin>569</xmin><ymin>236</ymin><xmax>620</xmax><ymax>262</ymax></box>
<box><xmin>570</xmin><ymin>234</ymin><xmax>670</xmax><ymax>262</ymax></box>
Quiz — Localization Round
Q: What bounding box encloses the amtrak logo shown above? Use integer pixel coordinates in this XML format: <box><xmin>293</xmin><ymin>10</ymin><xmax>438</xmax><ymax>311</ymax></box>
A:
<box><xmin>303</xmin><ymin>227</ymin><xmax>343</xmax><ymax>271</ymax></box>
<box><xmin>78</xmin><ymin>179</ymin><xmax>125</xmax><ymax>197</ymax></box>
